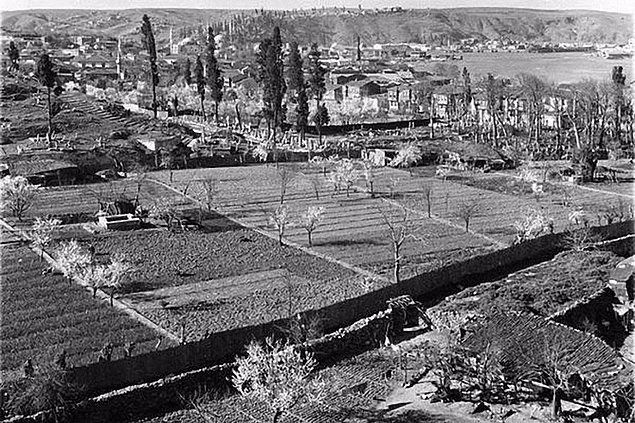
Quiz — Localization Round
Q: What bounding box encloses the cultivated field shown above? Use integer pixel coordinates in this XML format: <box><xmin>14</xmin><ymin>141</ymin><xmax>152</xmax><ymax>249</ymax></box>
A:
<box><xmin>0</xmin><ymin>239</ymin><xmax>177</xmax><ymax>375</ymax></box>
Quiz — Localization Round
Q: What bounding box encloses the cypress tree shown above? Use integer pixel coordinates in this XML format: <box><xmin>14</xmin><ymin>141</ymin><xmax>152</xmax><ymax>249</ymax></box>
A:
<box><xmin>183</xmin><ymin>57</ymin><xmax>192</xmax><ymax>85</ymax></box>
<box><xmin>287</xmin><ymin>41</ymin><xmax>303</xmax><ymax>96</ymax></box>
<box><xmin>141</xmin><ymin>14</ymin><xmax>159</xmax><ymax>119</ymax></box>
<box><xmin>206</xmin><ymin>27</ymin><xmax>224</xmax><ymax>126</ymax></box>
<box><xmin>257</xmin><ymin>27</ymin><xmax>286</xmax><ymax>141</ymax></box>
<box><xmin>9</xmin><ymin>41</ymin><xmax>20</xmax><ymax>71</ymax></box>
<box><xmin>193</xmin><ymin>55</ymin><xmax>206</xmax><ymax>119</ymax></box>
<box><xmin>36</xmin><ymin>53</ymin><xmax>56</xmax><ymax>142</ymax></box>
<box><xmin>307</xmin><ymin>43</ymin><xmax>326</xmax><ymax>144</ymax></box>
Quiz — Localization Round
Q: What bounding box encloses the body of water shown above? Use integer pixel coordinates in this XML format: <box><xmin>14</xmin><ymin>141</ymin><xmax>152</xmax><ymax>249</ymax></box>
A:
<box><xmin>421</xmin><ymin>51</ymin><xmax>632</xmax><ymax>84</ymax></box>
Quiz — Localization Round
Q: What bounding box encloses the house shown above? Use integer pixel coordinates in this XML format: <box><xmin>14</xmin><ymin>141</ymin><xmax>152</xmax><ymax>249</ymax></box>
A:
<box><xmin>464</xmin><ymin>311</ymin><xmax>633</xmax><ymax>402</ymax></box>
<box><xmin>324</xmin><ymin>83</ymin><xmax>343</xmax><ymax>102</ymax></box>
<box><xmin>345</xmin><ymin>80</ymin><xmax>381</xmax><ymax>99</ymax></box>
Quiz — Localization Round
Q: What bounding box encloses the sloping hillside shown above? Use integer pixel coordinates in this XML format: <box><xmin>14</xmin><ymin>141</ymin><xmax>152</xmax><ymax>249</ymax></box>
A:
<box><xmin>1</xmin><ymin>7</ymin><xmax>631</xmax><ymax>46</ymax></box>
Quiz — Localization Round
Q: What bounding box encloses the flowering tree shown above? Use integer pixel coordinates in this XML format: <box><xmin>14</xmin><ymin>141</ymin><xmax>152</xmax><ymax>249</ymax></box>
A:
<box><xmin>513</xmin><ymin>208</ymin><xmax>553</xmax><ymax>244</ymax></box>
<box><xmin>253</xmin><ymin>142</ymin><xmax>271</xmax><ymax>163</ymax></box>
<box><xmin>568</xmin><ymin>208</ymin><xmax>589</xmax><ymax>228</ymax></box>
<box><xmin>332</xmin><ymin>159</ymin><xmax>358</xmax><ymax>197</ymax></box>
<box><xmin>55</xmin><ymin>240</ymin><xmax>91</xmax><ymax>284</ymax></box>
<box><xmin>29</xmin><ymin>217</ymin><xmax>61</xmax><ymax>260</ymax></box>
<box><xmin>390</xmin><ymin>144</ymin><xmax>421</xmax><ymax>174</ymax></box>
<box><xmin>104</xmin><ymin>255</ymin><xmax>134</xmax><ymax>306</ymax></box>
<box><xmin>269</xmin><ymin>205</ymin><xmax>290</xmax><ymax>245</ymax></box>
<box><xmin>277</xmin><ymin>167</ymin><xmax>296</xmax><ymax>204</ymax></box>
<box><xmin>0</xmin><ymin>175</ymin><xmax>37</xmax><ymax>221</ymax></box>
<box><xmin>302</xmin><ymin>206</ymin><xmax>324</xmax><ymax>247</ymax></box>
<box><xmin>81</xmin><ymin>263</ymin><xmax>110</xmax><ymax>298</ymax></box>
<box><xmin>232</xmin><ymin>337</ymin><xmax>325</xmax><ymax>423</ymax></box>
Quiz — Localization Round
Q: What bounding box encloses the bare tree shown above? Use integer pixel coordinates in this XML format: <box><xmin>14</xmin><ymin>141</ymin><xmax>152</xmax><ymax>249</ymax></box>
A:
<box><xmin>362</xmin><ymin>160</ymin><xmax>376</xmax><ymax>197</ymax></box>
<box><xmin>232</xmin><ymin>337</ymin><xmax>326</xmax><ymax>423</ymax></box>
<box><xmin>277</xmin><ymin>167</ymin><xmax>296</xmax><ymax>204</ymax></box>
<box><xmin>198</xmin><ymin>177</ymin><xmax>219</xmax><ymax>214</ymax></box>
<box><xmin>0</xmin><ymin>175</ymin><xmax>37</xmax><ymax>221</ymax></box>
<box><xmin>302</xmin><ymin>206</ymin><xmax>324</xmax><ymax>247</ymax></box>
<box><xmin>149</xmin><ymin>199</ymin><xmax>184</xmax><ymax>231</ymax></box>
<box><xmin>269</xmin><ymin>205</ymin><xmax>290</xmax><ymax>245</ymax></box>
<box><xmin>81</xmin><ymin>263</ymin><xmax>110</xmax><ymax>298</ymax></box>
<box><xmin>377</xmin><ymin>202</ymin><xmax>422</xmax><ymax>284</ymax></box>
<box><xmin>29</xmin><ymin>217</ymin><xmax>61</xmax><ymax>260</ymax></box>
<box><xmin>455</xmin><ymin>199</ymin><xmax>480</xmax><ymax>233</ymax></box>
<box><xmin>421</xmin><ymin>184</ymin><xmax>433</xmax><ymax>218</ymax></box>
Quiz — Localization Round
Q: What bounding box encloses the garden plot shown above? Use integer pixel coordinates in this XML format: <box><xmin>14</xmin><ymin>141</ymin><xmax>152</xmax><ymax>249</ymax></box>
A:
<box><xmin>150</xmin><ymin>165</ymin><xmax>498</xmax><ymax>280</ymax></box>
<box><xmin>0</xmin><ymin>242</ymin><xmax>177</xmax><ymax>375</ymax></box>
<box><xmin>120</xmin><ymin>269</ymin><xmax>317</xmax><ymax>340</ymax></box>
<box><xmin>29</xmin><ymin>178</ymin><xmax>194</xmax><ymax>223</ymax></box>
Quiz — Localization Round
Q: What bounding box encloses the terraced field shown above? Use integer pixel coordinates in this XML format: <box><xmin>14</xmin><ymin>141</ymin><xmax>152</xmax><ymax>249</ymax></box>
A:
<box><xmin>0</xmin><ymin>238</ymin><xmax>177</xmax><ymax>376</ymax></box>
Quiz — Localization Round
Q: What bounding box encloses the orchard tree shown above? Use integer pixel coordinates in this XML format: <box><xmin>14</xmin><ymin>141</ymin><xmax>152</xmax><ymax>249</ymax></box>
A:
<box><xmin>390</xmin><ymin>143</ymin><xmax>421</xmax><ymax>174</ymax></box>
<box><xmin>455</xmin><ymin>198</ymin><xmax>480</xmax><ymax>233</ymax></box>
<box><xmin>29</xmin><ymin>217</ymin><xmax>61</xmax><ymax>260</ymax></box>
<box><xmin>277</xmin><ymin>167</ymin><xmax>296</xmax><ymax>204</ymax></box>
<box><xmin>193</xmin><ymin>55</ymin><xmax>206</xmax><ymax>118</ymax></box>
<box><xmin>421</xmin><ymin>184</ymin><xmax>433</xmax><ymax>218</ymax></box>
<box><xmin>377</xmin><ymin>202</ymin><xmax>421</xmax><ymax>284</ymax></box>
<box><xmin>140</xmin><ymin>14</ymin><xmax>159</xmax><ymax>118</ymax></box>
<box><xmin>198</xmin><ymin>176</ymin><xmax>218</xmax><ymax>214</ymax></box>
<box><xmin>36</xmin><ymin>53</ymin><xmax>57</xmax><ymax>141</ymax></box>
<box><xmin>362</xmin><ymin>160</ymin><xmax>376</xmax><ymax>197</ymax></box>
<box><xmin>206</xmin><ymin>27</ymin><xmax>224</xmax><ymax>125</ymax></box>
<box><xmin>105</xmin><ymin>255</ymin><xmax>134</xmax><ymax>306</ymax></box>
<box><xmin>9</xmin><ymin>41</ymin><xmax>20</xmax><ymax>71</ymax></box>
<box><xmin>307</xmin><ymin>43</ymin><xmax>327</xmax><ymax>144</ymax></box>
<box><xmin>55</xmin><ymin>240</ymin><xmax>91</xmax><ymax>284</ymax></box>
<box><xmin>81</xmin><ymin>263</ymin><xmax>110</xmax><ymax>298</ymax></box>
<box><xmin>302</xmin><ymin>205</ymin><xmax>324</xmax><ymax>247</ymax></box>
<box><xmin>332</xmin><ymin>159</ymin><xmax>357</xmax><ymax>197</ymax></box>
<box><xmin>269</xmin><ymin>205</ymin><xmax>290</xmax><ymax>245</ymax></box>
<box><xmin>0</xmin><ymin>175</ymin><xmax>37</xmax><ymax>221</ymax></box>
<box><xmin>232</xmin><ymin>337</ymin><xmax>326</xmax><ymax>423</ymax></box>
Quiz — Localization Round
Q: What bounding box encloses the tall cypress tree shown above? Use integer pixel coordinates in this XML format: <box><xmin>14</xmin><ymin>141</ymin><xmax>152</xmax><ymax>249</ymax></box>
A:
<box><xmin>206</xmin><ymin>27</ymin><xmax>224</xmax><ymax>126</ymax></box>
<box><xmin>9</xmin><ymin>41</ymin><xmax>20</xmax><ymax>71</ymax></box>
<box><xmin>141</xmin><ymin>14</ymin><xmax>159</xmax><ymax>119</ymax></box>
<box><xmin>36</xmin><ymin>53</ymin><xmax>56</xmax><ymax>142</ymax></box>
<box><xmin>256</xmin><ymin>27</ymin><xmax>286</xmax><ymax>141</ymax></box>
<box><xmin>611</xmin><ymin>66</ymin><xmax>626</xmax><ymax>146</ymax></box>
<box><xmin>183</xmin><ymin>57</ymin><xmax>192</xmax><ymax>85</ymax></box>
<box><xmin>307</xmin><ymin>43</ymin><xmax>326</xmax><ymax>144</ymax></box>
<box><xmin>193</xmin><ymin>55</ymin><xmax>206</xmax><ymax>119</ymax></box>
<box><xmin>287</xmin><ymin>41</ymin><xmax>303</xmax><ymax>96</ymax></box>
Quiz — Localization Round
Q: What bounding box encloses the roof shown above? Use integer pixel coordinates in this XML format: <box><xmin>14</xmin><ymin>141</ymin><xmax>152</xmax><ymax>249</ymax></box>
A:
<box><xmin>463</xmin><ymin>311</ymin><xmax>633</xmax><ymax>393</ymax></box>
<box><xmin>7</xmin><ymin>158</ymin><xmax>78</xmax><ymax>176</ymax></box>
<box><xmin>346</xmin><ymin>79</ymin><xmax>380</xmax><ymax>88</ymax></box>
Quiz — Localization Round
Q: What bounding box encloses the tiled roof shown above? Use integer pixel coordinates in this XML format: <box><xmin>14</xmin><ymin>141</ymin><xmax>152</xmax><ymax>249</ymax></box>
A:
<box><xmin>463</xmin><ymin>311</ymin><xmax>633</xmax><ymax>393</ymax></box>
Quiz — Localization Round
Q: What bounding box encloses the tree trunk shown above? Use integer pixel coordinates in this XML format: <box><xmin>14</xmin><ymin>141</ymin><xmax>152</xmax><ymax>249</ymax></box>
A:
<box><xmin>465</xmin><ymin>218</ymin><xmax>469</xmax><ymax>233</ymax></box>
<box><xmin>393</xmin><ymin>244</ymin><xmax>400</xmax><ymax>284</ymax></box>
<box><xmin>152</xmin><ymin>80</ymin><xmax>157</xmax><ymax>119</ymax></box>
<box><xmin>272</xmin><ymin>409</ymin><xmax>283</xmax><ymax>423</ymax></box>
<box><xmin>215</xmin><ymin>102</ymin><xmax>219</xmax><ymax>126</ymax></box>
<box><xmin>110</xmin><ymin>291</ymin><xmax>114</xmax><ymax>306</ymax></box>
<box><xmin>46</xmin><ymin>86</ymin><xmax>53</xmax><ymax>143</ymax></box>
<box><xmin>200</xmin><ymin>95</ymin><xmax>205</xmax><ymax>120</ymax></box>
<box><xmin>552</xmin><ymin>388</ymin><xmax>561</xmax><ymax>419</ymax></box>
<box><xmin>308</xmin><ymin>231</ymin><xmax>312</xmax><ymax>247</ymax></box>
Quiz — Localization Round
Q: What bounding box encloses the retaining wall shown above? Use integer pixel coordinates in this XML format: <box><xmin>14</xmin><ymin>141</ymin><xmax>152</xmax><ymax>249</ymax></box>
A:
<box><xmin>55</xmin><ymin>220</ymin><xmax>635</xmax><ymax>396</ymax></box>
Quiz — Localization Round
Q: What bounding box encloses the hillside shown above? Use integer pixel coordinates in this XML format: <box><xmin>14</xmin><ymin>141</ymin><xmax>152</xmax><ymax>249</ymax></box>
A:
<box><xmin>1</xmin><ymin>7</ymin><xmax>631</xmax><ymax>46</ymax></box>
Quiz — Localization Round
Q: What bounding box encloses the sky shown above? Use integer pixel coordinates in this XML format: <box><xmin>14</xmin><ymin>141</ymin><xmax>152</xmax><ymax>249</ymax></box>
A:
<box><xmin>3</xmin><ymin>0</ymin><xmax>635</xmax><ymax>14</ymax></box>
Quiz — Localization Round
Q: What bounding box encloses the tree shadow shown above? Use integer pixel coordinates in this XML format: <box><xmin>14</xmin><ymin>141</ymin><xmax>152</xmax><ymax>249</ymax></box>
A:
<box><xmin>329</xmin><ymin>406</ymin><xmax>467</xmax><ymax>422</ymax></box>
<box><xmin>316</xmin><ymin>239</ymin><xmax>385</xmax><ymax>247</ymax></box>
